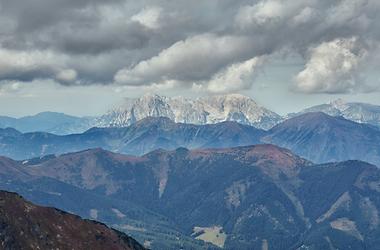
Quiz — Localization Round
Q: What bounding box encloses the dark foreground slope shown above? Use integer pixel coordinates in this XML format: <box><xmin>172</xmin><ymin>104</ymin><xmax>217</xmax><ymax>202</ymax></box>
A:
<box><xmin>1</xmin><ymin>145</ymin><xmax>380</xmax><ymax>249</ymax></box>
<box><xmin>0</xmin><ymin>190</ymin><xmax>145</xmax><ymax>250</ymax></box>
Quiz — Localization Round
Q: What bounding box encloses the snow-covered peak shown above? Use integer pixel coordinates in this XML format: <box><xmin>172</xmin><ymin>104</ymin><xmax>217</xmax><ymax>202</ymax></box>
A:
<box><xmin>95</xmin><ymin>94</ymin><xmax>282</xmax><ymax>130</ymax></box>
<box><xmin>292</xmin><ymin>99</ymin><xmax>380</xmax><ymax>128</ymax></box>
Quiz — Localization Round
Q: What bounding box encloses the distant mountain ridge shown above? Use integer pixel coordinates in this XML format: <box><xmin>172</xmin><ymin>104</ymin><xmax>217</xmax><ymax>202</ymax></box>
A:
<box><xmin>1</xmin><ymin>145</ymin><xmax>380</xmax><ymax>249</ymax></box>
<box><xmin>96</xmin><ymin>93</ymin><xmax>283</xmax><ymax>130</ymax></box>
<box><xmin>1</xmin><ymin>113</ymin><xmax>380</xmax><ymax>166</ymax></box>
<box><xmin>0</xmin><ymin>117</ymin><xmax>264</xmax><ymax>160</ymax></box>
<box><xmin>0</xmin><ymin>94</ymin><xmax>282</xmax><ymax>134</ymax></box>
<box><xmin>2</xmin><ymin>96</ymin><xmax>380</xmax><ymax>135</ymax></box>
<box><xmin>0</xmin><ymin>112</ymin><xmax>94</xmax><ymax>135</ymax></box>
<box><xmin>289</xmin><ymin>99</ymin><xmax>380</xmax><ymax>127</ymax></box>
<box><xmin>263</xmin><ymin>112</ymin><xmax>380</xmax><ymax>165</ymax></box>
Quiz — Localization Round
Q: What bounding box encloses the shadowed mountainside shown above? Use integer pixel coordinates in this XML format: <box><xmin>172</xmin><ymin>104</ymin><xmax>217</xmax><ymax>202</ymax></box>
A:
<box><xmin>0</xmin><ymin>145</ymin><xmax>380</xmax><ymax>249</ymax></box>
<box><xmin>263</xmin><ymin>112</ymin><xmax>380</xmax><ymax>165</ymax></box>
<box><xmin>0</xmin><ymin>117</ymin><xmax>264</xmax><ymax>160</ymax></box>
<box><xmin>2</xmin><ymin>113</ymin><xmax>380</xmax><ymax>166</ymax></box>
<box><xmin>0</xmin><ymin>190</ymin><xmax>145</xmax><ymax>250</ymax></box>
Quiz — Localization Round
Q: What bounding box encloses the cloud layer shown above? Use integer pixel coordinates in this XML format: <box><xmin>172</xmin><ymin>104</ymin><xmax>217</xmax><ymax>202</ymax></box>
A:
<box><xmin>295</xmin><ymin>38</ymin><xmax>368</xmax><ymax>93</ymax></box>
<box><xmin>0</xmin><ymin>0</ymin><xmax>379</xmax><ymax>94</ymax></box>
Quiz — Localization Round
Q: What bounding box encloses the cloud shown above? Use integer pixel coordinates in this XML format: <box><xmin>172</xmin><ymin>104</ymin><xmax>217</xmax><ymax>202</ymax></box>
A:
<box><xmin>114</xmin><ymin>33</ymin><xmax>256</xmax><ymax>85</ymax></box>
<box><xmin>235</xmin><ymin>0</ymin><xmax>319</xmax><ymax>29</ymax></box>
<box><xmin>206</xmin><ymin>57</ymin><xmax>265</xmax><ymax>93</ymax></box>
<box><xmin>0</xmin><ymin>48</ymin><xmax>77</xmax><ymax>84</ymax></box>
<box><xmin>0</xmin><ymin>0</ymin><xmax>379</xmax><ymax>94</ymax></box>
<box><xmin>324</xmin><ymin>0</ymin><xmax>369</xmax><ymax>27</ymax></box>
<box><xmin>291</xmin><ymin>7</ymin><xmax>318</xmax><ymax>25</ymax></box>
<box><xmin>56</xmin><ymin>69</ymin><xmax>78</xmax><ymax>83</ymax></box>
<box><xmin>131</xmin><ymin>7</ymin><xmax>162</xmax><ymax>29</ymax></box>
<box><xmin>294</xmin><ymin>37</ymin><xmax>368</xmax><ymax>93</ymax></box>
<box><xmin>236</xmin><ymin>0</ymin><xmax>286</xmax><ymax>27</ymax></box>
<box><xmin>0</xmin><ymin>81</ymin><xmax>22</xmax><ymax>95</ymax></box>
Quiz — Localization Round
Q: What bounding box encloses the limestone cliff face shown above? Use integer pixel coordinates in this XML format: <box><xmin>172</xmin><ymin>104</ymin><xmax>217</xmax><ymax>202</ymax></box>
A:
<box><xmin>96</xmin><ymin>93</ymin><xmax>283</xmax><ymax>130</ymax></box>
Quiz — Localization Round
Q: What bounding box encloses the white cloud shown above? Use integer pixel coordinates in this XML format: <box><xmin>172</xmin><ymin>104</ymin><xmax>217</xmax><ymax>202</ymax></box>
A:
<box><xmin>235</xmin><ymin>0</ymin><xmax>313</xmax><ymax>28</ymax></box>
<box><xmin>0</xmin><ymin>48</ymin><xmax>77</xmax><ymax>84</ymax></box>
<box><xmin>114</xmin><ymin>33</ymin><xmax>253</xmax><ymax>86</ymax></box>
<box><xmin>206</xmin><ymin>57</ymin><xmax>265</xmax><ymax>93</ymax></box>
<box><xmin>56</xmin><ymin>69</ymin><xmax>78</xmax><ymax>83</ymax></box>
<box><xmin>294</xmin><ymin>37</ymin><xmax>368</xmax><ymax>93</ymax></box>
<box><xmin>236</xmin><ymin>0</ymin><xmax>285</xmax><ymax>27</ymax></box>
<box><xmin>1</xmin><ymin>0</ymin><xmax>380</xmax><ymax>96</ymax></box>
<box><xmin>131</xmin><ymin>7</ymin><xmax>162</xmax><ymax>29</ymax></box>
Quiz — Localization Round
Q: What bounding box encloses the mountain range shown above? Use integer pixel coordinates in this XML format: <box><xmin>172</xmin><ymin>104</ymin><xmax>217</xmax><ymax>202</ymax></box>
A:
<box><xmin>2</xmin><ymin>93</ymin><xmax>380</xmax><ymax>249</ymax></box>
<box><xmin>2</xmin><ymin>95</ymin><xmax>380</xmax><ymax>136</ymax></box>
<box><xmin>0</xmin><ymin>153</ymin><xmax>212</xmax><ymax>249</ymax></box>
<box><xmin>96</xmin><ymin>94</ymin><xmax>282</xmax><ymax>130</ymax></box>
<box><xmin>0</xmin><ymin>112</ymin><xmax>94</xmax><ymax>135</ymax></box>
<box><xmin>0</xmin><ymin>117</ymin><xmax>264</xmax><ymax>160</ymax></box>
<box><xmin>1</xmin><ymin>113</ymin><xmax>380</xmax><ymax>166</ymax></box>
<box><xmin>0</xmin><ymin>145</ymin><xmax>379</xmax><ymax>249</ymax></box>
<box><xmin>263</xmin><ymin>112</ymin><xmax>380</xmax><ymax>165</ymax></box>
<box><xmin>289</xmin><ymin>98</ymin><xmax>380</xmax><ymax>128</ymax></box>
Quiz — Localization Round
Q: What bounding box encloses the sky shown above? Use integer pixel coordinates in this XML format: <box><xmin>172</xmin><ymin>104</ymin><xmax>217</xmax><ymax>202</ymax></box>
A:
<box><xmin>0</xmin><ymin>0</ymin><xmax>380</xmax><ymax>117</ymax></box>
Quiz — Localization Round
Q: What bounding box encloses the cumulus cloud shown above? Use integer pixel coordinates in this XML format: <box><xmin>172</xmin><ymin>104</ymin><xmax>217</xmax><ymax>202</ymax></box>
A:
<box><xmin>206</xmin><ymin>57</ymin><xmax>265</xmax><ymax>93</ymax></box>
<box><xmin>0</xmin><ymin>48</ymin><xmax>77</xmax><ymax>84</ymax></box>
<box><xmin>236</xmin><ymin>0</ymin><xmax>286</xmax><ymax>27</ymax></box>
<box><xmin>114</xmin><ymin>33</ymin><xmax>256</xmax><ymax>85</ymax></box>
<box><xmin>131</xmin><ymin>7</ymin><xmax>163</xmax><ymax>29</ymax></box>
<box><xmin>235</xmin><ymin>0</ymin><xmax>317</xmax><ymax>29</ymax></box>
<box><xmin>0</xmin><ymin>0</ymin><xmax>379</xmax><ymax>94</ymax></box>
<box><xmin>294</xmin><ymin>37</ymin><xmax>368</xmax><ymax>93</ymax></box>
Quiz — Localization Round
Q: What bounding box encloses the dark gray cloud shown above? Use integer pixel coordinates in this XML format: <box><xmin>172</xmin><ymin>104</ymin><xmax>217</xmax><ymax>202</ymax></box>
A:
<box><xmin>0</xmin><ymin>0</ymin><xmax>379</xmax><ymax>93</ymax></box>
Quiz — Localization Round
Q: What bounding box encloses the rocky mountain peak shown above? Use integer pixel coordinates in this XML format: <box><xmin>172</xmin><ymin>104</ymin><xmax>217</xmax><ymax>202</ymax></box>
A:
<box><xmin>96</xmin><ymin>93</ymin><xmax>282</xmax><ymax>130</ymax></box>
<box><xmin>291</xmin><ymin>99</ymin><xmax>380</xmax><ymax>128</ymax></box>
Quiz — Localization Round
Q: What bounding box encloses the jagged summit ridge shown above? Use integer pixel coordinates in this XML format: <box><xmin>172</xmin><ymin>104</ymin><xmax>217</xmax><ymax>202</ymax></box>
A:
<box><xmin>96</xmin><ymin>93</ymin><xmax>282</xmax><ymax>130</ymax></box>
<box><xmin>289</xmin><ymin>98</ymin><xmax>380</xmax><ymax>127</ymax></box>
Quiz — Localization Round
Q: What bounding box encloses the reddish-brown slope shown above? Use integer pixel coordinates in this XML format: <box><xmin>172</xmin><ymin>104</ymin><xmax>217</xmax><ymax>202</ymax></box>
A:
<box><xmin>0</xmin><ymin>191</ymin><xmax>145</xmax><ymax>250</ymax></box>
